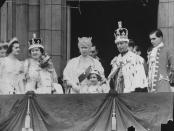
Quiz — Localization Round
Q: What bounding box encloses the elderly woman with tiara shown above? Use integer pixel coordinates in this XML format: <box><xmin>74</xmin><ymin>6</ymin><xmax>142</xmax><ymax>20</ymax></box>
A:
<box><xmin>108</xmin><ymin>21</ymin><xmax>147</xmax><ymax>93</ymax></box>
<box><xmin>0</xmin><ymin>37</ymin><xmax>24</xmax><ymax>94</ymax></box>
<box><xmin>23</xmin><ymin>34</ymin><xmax>63</xmax><ymax>94</ymax></box>
<box><xmin>63</xmin><ymin>37</ymin><xmax>105</xmax><ymax>94</ymax></box>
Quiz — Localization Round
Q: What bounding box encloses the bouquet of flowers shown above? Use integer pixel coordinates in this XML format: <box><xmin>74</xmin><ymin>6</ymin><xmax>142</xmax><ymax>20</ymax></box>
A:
<box><xmin>39</xmin><ymin>53</ymin><xmax>51</xmax><ymax>69</ymax></box>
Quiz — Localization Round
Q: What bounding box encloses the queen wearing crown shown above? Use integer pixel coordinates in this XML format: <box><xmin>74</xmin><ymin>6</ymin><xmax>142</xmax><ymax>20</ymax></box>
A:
<box><xmin>23</xmin><ymin>34</ymin><xmax>63</xmax><ymax>94</ymax></box>
<box><xmin>108</xmin><ymin>21</ymin><xmax>148</xmax><ymax>93</ymax></box>
<box><xmin>63</xmin><ymin>37</ymin><xmax>105</xmax><ymax>94</ymax></box>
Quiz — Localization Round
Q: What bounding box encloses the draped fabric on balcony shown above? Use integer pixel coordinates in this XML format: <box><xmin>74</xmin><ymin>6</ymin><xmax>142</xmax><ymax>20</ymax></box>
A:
<box><xmin>0</xmin><ymin>92</ymin><xmax>173</xmax><ymax>131</ymax></box>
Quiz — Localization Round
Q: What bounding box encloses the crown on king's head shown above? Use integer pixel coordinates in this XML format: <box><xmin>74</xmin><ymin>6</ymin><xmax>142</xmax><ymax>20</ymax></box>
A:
<box><xmin>28</xmin><ymin>33</ymin><xmax>44</xmax><ymax>50</ymax></box>
<box><xmin>114</xmin><ymin>21</ymin><xmax>129</xmax><ymax>43</ymax></box>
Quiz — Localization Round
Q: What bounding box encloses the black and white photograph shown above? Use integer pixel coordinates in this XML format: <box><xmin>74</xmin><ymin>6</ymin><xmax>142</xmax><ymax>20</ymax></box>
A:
<box><xmin>0</xmin><ymin>0</ymin><xmax>174</xmax><ymax>131</ymax></box>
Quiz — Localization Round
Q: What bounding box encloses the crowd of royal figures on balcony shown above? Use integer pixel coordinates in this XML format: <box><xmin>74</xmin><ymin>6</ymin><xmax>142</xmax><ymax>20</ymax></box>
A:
<box><xmin>1</xmin><ymin>21</ymin><xmax>174</xmax><ymax>94</ymax></box>
<box><xmin>0</xmin><ymin>34</ymin><xmax>63</xmax><ymax>94</ymax></box>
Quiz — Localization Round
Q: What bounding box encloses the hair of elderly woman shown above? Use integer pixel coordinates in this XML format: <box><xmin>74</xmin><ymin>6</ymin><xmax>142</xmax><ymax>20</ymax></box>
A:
<box><xmin>78</xmin><ymin>37</ymin><xmax>92</xmax><ymax>48</ymax></box>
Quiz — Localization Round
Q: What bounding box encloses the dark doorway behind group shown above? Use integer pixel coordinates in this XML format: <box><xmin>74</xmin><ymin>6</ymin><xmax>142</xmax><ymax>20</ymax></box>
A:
<box><xmin>68</xmin><ymin>0</ymin><xmax>158</xmax><ymax>76</ymax></box>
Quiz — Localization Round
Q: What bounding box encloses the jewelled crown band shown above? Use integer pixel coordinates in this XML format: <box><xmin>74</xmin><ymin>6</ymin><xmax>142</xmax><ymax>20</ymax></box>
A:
<box><xmin>28</xmin><ymin>33</ymin><xmax>44</xmax><ymax>50</ymax></box>
<box><xmin>114</xmin><ymin>21</ymin><xmax>129</xmax><ymax>43</ymax></box>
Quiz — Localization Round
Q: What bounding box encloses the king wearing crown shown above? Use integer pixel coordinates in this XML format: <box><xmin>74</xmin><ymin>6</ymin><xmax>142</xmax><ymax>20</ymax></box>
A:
<box><xmin>114</xmin><ymin>21</ymin><xmax>129</xmax><ymax>44</ymax></box>
<box><xmin>108</xmin><ymin>21</ymin><xmax>148</xmax><ymax>93</ymax></box>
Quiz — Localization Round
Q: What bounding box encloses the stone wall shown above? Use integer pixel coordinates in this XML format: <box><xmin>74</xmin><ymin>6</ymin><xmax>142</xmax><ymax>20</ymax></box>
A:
<box><xmin>0</xmin><ymin>0</ymin><xmax>67</xmax><ymax>76</ymax></box>
<box><xmin>158</xmin><ymin>0</ymin><xmax>174</xmax><ymax>48</ymax></box>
